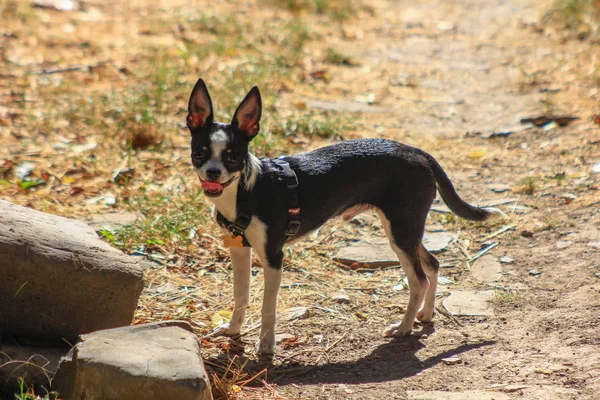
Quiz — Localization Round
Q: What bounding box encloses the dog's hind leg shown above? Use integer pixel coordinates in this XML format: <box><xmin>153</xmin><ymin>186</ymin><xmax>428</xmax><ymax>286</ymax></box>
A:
<box><xmin>377</xmin><ymin>209</ymin><xmax>429</xmax><ymax>337</ymax></box>
<box><xmin>416</xmin><ymin>244</ymin><xmax>439</xmax><ymax>323</ymax></box>
<box><xmin>224</xmin><ymin>246</ymin><xmax>252</xmax><ymax>336</ymax></box>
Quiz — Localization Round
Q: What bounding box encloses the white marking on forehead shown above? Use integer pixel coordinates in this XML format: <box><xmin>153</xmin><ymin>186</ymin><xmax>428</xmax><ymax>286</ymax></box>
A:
<box><xmin>210</xmin><ymin>130</ymin><xmax>228</xmax><ymax>158</ymax></box>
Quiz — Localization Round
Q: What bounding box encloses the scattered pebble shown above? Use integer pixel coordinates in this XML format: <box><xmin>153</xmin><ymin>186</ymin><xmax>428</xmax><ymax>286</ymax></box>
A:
<box><xmin>392</xmin><ymin>284</ymin><xmax>405</xmax><ymax>291</ymax></box>
<box><xmin>438</xmin><ymin>276</ymin><xmax>455</xmax><ymax>285</ymax></box>
<box><xmin>489</xmin><ymin>184</ymin><xmax>511</xmax><ymax>193</ymax></box>
<box><xmin>500</xmin><ymin>256</ymin><xmax>514</xmax><ymax>264</ymax></box>
<box><xmin>281</xmin><ymin>307</ymin><xmax>310</xmax><ymax>321</ymax></box>
<box><xmin>561</xmin><ymin>193</ymin><xmax>577</xmax><ymax>204</ymax></box>
<box><xmin>442</xmin><ymin>356</ymin><xmax>462</xmax><ymax>365</ymax></box>
<box><xmin>529</xmin><ymin>269</ymin><xmax>541</xmax><ymax>276</ymax></box>
<box><xmin>436</xmin><ymin>21</ymin><xmax>455</xmax><ymax>31</ymax></box>
<box><xmin>331</xmin><ymin>292</ymin><xmax>351</xmax><ymax>304</ymax></box>
<box><xmin>521</xmin><ymin>230</ymin><xmax>534</xmax><ymax>238</ymax></box>
<box><xmin>588</xmin><ymin>242</ymin><xmax>600</xmax><ymax>249</ymax></box>
<box><xmin>556</xmin><ymin>240</ymin><xmax>572</xmax><ymax>249</ymax></box>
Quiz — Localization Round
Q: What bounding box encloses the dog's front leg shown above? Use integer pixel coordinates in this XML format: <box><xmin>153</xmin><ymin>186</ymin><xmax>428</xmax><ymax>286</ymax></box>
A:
<box><xmin>257</xmin><ymin>253</ymin><xmax>283</xmax><ymax>356</ymax></box>
<box><xmin>224</xmin><ymin>246</ymin><xmax>252</xmax><ymax>336</ymax></box>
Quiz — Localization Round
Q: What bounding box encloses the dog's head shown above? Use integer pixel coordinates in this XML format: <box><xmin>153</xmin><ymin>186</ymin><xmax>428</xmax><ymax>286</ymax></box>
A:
<box><xmin>186</xmin><ymin>79</ymin><xmax>261</xmax><ymax>198</ymax></box>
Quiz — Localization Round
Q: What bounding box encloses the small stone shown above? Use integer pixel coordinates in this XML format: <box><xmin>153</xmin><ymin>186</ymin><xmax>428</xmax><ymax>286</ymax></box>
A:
<box><xmin>470</xmin><ymin>255</ymin><xmax>502</xmax><ymax>284</ymax></box>
<box><xmin>500</xmin><ymin>256</ymin><xmax>514</xmax><ymax>264</ymax></box>
<box><xmin>423</xmin><ymin>232</ymin><xmax>454</xmax><ymax>253</ymax></box>
<box><xmin>561</xmin><ymin>193</ymin><xmax>577</xmax><ymax>204</ymax></box>
<box><xmin>556</xmin><ymin>240</ymin><xmax>572</xmax><ymax>249</ymax></box>
<box><xmin>438</xmin><ymin>276</ymin><xmax>455</xmax><ymax>285</ymax></box>
<box><xmin>594</xmin><ymin>272</ymin><xmax>600</xmax><ymax>279</ymax></box>
<box><xmin>281</xmin><ymin>307</ymin><xmax>310</xmax><ymax>321</ymax></box>
<box><xmin>502</xmin><ymin>384</ymin><xmax>529</xmax><ymax>393</ymax></box>
<box><xmin>332</xmin><ymin>292</ymin><xmax>351</xmax><ymax>304</ymax></box>
<box><xmin>443</xmin><ymin>291</ymin><xmax>494</xmax><ymax>316</ymax></box>
<box><xmin>521</xmin><ymin>230</ymin><xmax>534</xmax><ymax>238</ymax></box>
<box><xmin>593</xmin><ymin>163</ymin><xmax>600</xmax><ymax>173</ymax></box>
<box><xmin>489</xmin><ymin>184</ymin><xmax>511</xmax><ymax>193</ymax></box>
<box><xmin>588</xmin><ymin>242</ymin><xmax>600</xmax><ymax>249</ymax></box>
<box><xmin>334</xmin><ymin>238</ymin><xmax>398</xmax><ymax>267</ymax></box>
<box><xmin>436</xmin><ymin>21</ymin><xmax>455</xmax><ymax>31</ymax></box>
<box><xmin>529</xmin><ymin>269</ymin><xmax>541</xmax><ymax>276</ymax></box>
<box><xmin>442</xmin><ymin>356</ymin><xmax>462</xmax><ymax>365</ymax></box>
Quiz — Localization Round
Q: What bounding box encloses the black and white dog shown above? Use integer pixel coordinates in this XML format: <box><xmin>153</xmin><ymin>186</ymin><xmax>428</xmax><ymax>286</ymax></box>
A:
<box><xmin>187</xmin><ymin>79</ymin><xmax>506</xmax><ymax>356</ymax></box>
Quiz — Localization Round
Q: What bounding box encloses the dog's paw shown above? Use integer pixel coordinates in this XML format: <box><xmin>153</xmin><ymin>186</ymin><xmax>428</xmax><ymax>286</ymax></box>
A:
<box><xmin>256</xmin><ymin>337</ymin><xmax>276</xmax><ymax>356</ymax></box>
<box><xmin>417</xmin><ymin>308</ymin><xmax>435</xmax><ymax>323</ymax></box>
<box><xmin>213</xmin><ymin>323</ymin><xmax>241</xmax><ymax>338</ymax></box>
<box><xmin>383</xmin><ymin>322</ymin><xmax>413</xmax><ymax>337</ymax></box>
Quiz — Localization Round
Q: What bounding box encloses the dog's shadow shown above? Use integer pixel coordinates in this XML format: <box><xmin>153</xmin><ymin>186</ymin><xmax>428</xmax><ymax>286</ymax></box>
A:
<box><xmin>206</xmin><ymin>326</ymin><xmax>495</xmax><ymax>386</ymax></box>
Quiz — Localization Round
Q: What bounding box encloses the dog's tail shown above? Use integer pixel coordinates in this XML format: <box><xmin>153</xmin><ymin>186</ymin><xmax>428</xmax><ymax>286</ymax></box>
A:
<box><xmin>429</xmin><ymin>156</ymin><xmax>507</xmax><ymax>222</ymax></box>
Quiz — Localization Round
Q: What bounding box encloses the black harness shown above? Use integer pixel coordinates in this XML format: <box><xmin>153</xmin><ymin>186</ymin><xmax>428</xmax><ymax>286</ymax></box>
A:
<box><xmin>216</xmin><ymin>158</ymin><xmax>301</xmax><ymax>247</ymax></box>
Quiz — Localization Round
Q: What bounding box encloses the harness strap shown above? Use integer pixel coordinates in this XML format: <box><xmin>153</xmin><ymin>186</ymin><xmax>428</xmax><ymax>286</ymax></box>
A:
<box><xmin>216</xmin><ymin>159</ymin><xmax>302</xmax><ymax>246</ymax></box>
<box><xmin>216</xmin><ymin>211</ymin><xmax>251</xmax><ymax>247</ymax></box>
<box><xmin>273</xmin><ymin>158</ymin><xmax>302</xmax><ymax>236</ymax></box>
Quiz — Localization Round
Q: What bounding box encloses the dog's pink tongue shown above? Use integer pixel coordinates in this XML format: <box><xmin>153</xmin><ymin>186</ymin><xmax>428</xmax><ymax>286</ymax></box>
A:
<box><xmin>201</xmin><ymin>181</ymin><xmax>223</xmax><ymax>192</ymax></box>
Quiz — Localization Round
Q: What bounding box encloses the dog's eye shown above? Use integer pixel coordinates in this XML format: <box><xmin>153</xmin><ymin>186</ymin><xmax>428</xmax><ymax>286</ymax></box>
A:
<box><xmin>226</xmin><ymin>152</ymin><xmax>240</xmax><ymax>164</ymax></box>
<box><xmin>192</xmin><ymin>153</ymin><xmax>206</xmax><ymax>162</ymax></box>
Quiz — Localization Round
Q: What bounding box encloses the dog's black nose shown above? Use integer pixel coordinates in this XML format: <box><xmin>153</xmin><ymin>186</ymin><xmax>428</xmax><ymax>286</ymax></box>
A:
<box><xmin>206</xmin><ymin>168</ymin><xmax>221</xmax><ymax>180</ymax></box>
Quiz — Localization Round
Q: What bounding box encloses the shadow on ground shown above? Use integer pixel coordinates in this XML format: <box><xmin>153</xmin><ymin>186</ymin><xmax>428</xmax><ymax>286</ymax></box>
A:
<box><xmin>206</xmin><ymin>326</ymin><xmax>495</xmax><ymax>387</ymax></box>
<box><xmin>271</xmin><ymin>338</ymin><xmax>495</xmax><ymax>386</ymax></box>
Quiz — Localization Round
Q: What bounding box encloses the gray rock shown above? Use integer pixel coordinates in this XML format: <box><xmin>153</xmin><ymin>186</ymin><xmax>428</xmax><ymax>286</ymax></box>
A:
<box><xmin>334</xmin><ymin>238</ymin><xmax>398</xmax><ymax>267</ymax></box>
<box><xmin>443</xmin><ymin>290</ymin><xmax>494</xmax><ymax>316</ymax></box>
<box><xmin>0</xmin><ymin>200</ymin><xmax>143</xmax><ymax>342</ymax></box>
<box><xmin>52</xmin><ymin>321</ymin><xmax>213</xmax><ymax>400</ymax></box>
<box><xmin>423</xmin><ymin>232</ymin><xmax>454</xmax><ymax>253</ymax></box>
<box><xmin>331</xmin><ymin>292</ymin><xmax>351</xmax><ymax>304</ymax></box>
<box><xmin>0</xmin><ymin>343</ymin><xmax>68</xmax><ymax>397</ymax></box>
<box><xmin>334</xmin><ymin>233</ymin><xmax>453</xmax><ymax>267</ymax></box>
<box><xmin>470</xmin><ymin>255</ymin><xmax>502</xmax><ymax>284</ymax></box>
<box><xmin>281</xmin><ymin>307</ymin><xmax>310</xmax><ymax>321</ymax></box>
<box><xmin>499</xmin><ymin>256</ymin><xmax>514</xmax><ymax>264</ymax></box>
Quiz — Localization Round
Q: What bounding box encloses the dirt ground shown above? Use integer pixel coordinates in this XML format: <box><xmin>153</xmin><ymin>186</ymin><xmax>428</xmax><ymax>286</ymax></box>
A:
<box><xmin>1</xmin><ymin>0</ymin><xmax>599</xmax><ymax>399</ymax></box>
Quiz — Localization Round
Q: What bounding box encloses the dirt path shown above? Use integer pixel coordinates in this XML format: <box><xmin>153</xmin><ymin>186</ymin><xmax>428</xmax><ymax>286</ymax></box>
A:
<box><xmin>316</xmin><ymin>0</ymin><xmax>544</xmax><ymax>137</ymax></box>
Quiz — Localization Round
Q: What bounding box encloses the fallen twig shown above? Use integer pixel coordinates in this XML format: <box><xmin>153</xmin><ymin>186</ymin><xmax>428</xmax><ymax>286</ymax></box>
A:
<box><xmin>470</xmin><ymin>242</ymin><xmax>499</xmax><ymax>263</ymax></box>
<box><xmin>35</xmin><ymin>60</ymin><xmax>111</xmax><ymax>75</ymax></box>
<box><xmin>315</xmin><ymin>331</ymin><xmax>349</xmax><ymax>364</ymax></box>
<box><xmin>482</xmin><ymin>224</ymin><xmax>515</xmax><ymax>242</ymax></box>
<box><xmin>435</xmin><ymin>305</ymin><xmax>464</xmax><ymax>327</ymax></box>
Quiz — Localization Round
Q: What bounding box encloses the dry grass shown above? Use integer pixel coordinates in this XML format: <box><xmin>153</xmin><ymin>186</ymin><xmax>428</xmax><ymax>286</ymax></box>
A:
<box><xmin>2</xmin><ymin>0</ymin><xmax>600</xmax><ymax>398</ymax></box>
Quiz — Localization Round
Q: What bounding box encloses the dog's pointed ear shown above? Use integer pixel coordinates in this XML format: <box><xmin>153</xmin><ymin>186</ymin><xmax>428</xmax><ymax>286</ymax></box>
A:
<box><xmin>187</xmin><ymin>79</ymin><xmax>213</xmax><ymax>130</ymax></box>
<box><xmin>231</xmin><ymin>86</ymin><xmax>261</xmax><ymax>139</ymax></box>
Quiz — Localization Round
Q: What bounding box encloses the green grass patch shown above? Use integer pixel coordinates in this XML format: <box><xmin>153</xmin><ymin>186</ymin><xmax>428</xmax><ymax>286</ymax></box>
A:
<box><xmin>104</xmin><ymin>180</ymin><xmax>208</xmax><ymax>256</ymax></box>
<box><xmin>13</xmin><ymin>378</ymin><xmax>59</xmax><ymax>400</ymax></box>
<box><xmin>269</xmin><ymin>112</ymin><xmax>354</xmax><ymax>140</ymax></box>
<box><xmin>264</xmin><ymin>0</ymin><xmax>356</xmax><ymax>20</ymax></box>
